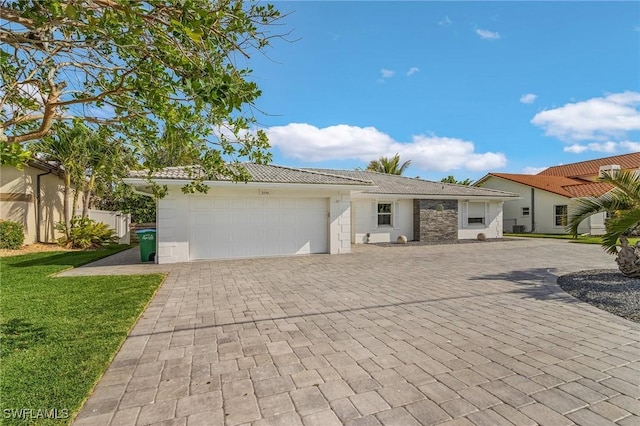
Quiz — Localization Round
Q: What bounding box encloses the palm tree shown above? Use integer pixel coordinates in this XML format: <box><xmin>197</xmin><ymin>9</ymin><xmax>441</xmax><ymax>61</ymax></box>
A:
<box><xmin>567</xmin><ymin>170</ymin><xmax>640</xmax><ymax>275</ymax></box>
<box><xmin>31</xmin><ymin>122</ymin><xmax>91</xmax><ymax>237</ymax></box>
<box><xmin>366</xmin><ymin>153</ymin><xmax>412</xmax><ymax>175</ymax></box>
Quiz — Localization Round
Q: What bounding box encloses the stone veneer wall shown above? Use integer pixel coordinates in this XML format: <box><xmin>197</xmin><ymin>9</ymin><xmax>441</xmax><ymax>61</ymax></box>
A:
<box><xmin>413</xmin><ymin>199</ymin><xmax>458</xmax><ymax>243</ymax></box>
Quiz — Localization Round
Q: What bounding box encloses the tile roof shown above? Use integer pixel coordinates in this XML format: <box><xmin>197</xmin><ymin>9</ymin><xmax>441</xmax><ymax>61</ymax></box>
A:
<box><xmin>304</xmin><ymin>168</ymin><xmax>520</xmax><ymax>198</ymax></box>
<box><xmin>486</xmin><ymin>173</ymin><xmax>614</xmax><ymax>198</ymax></box>
<box><xmin>128</xmin><ymin>163</ymin><xmax>373</xmax><ymax>186</ymax></box>
<box><xmin>129</xmin><ymin>164</ymin><xmax>519</xmax><ymax>198</ymax></box>
<box><xmin>538</xmin><ymin>152</ymin><xmax>640</xmax><ymax>177</ymax></box>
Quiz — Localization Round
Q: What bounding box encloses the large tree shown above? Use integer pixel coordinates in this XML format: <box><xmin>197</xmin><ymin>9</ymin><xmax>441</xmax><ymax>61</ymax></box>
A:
<box><xmin>366</xmin><ymin>154</ymin><xmax>412</xmax><ymax>175</ymax></box>
<box><xmin>1</xmin><ymin>0</ymin><xmax>282</xmax><ymax>187</ymax></box>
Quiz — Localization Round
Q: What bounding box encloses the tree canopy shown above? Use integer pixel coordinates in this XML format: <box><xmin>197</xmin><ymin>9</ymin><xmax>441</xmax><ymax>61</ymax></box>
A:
<box><xmin>365</xmin><ymin>154</ymin><xmax>412</xmax><ymax>175</ymax></box>
<box><xmin>440</xmin><ymin>175</ymin><xmax>473</xmax><ymax>186</ymax></box>
<box><xmin>1</xmin><ymin>0</ymin><xmax>283</xmax><ymax>189</ymax></box>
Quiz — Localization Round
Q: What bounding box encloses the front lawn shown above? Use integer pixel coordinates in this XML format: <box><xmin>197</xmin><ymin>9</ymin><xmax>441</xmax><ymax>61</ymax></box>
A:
<box><xmin>0</xmin><ymin>247</ymin><xmax>165</xmax><ymax>425</ymax></box>
<box><xmin>505</xmin><ymin>233</ymin><xmax>640</xmax><ymax>246</ymax></box>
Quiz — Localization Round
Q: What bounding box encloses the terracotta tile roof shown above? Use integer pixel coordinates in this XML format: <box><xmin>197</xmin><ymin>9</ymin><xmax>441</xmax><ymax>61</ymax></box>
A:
<box><xmin>538</xmin><ymin>152</ymin><xmax>640</xmax><ymax>177</ymax></box>
<box><xmin>563</xmin><ymin>182</ymin><xmax>614</xmax><ymax>198</ymax></box>
<box><xmin>485</xmin><ymin>173</ymin><xmax>615</xmax><ymax>198</ymax></box>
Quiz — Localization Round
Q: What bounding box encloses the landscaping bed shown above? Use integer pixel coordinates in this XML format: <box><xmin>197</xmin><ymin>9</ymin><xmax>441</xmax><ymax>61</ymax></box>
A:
<box><xmin>0</xmin><ymin>247</ymin><xmax>165</xmax><ymax>425</ymax></box>
<box><xmin>558</xmin><ymin>270</ymin><xmax>640</xmax><ymax>323</ymax></box>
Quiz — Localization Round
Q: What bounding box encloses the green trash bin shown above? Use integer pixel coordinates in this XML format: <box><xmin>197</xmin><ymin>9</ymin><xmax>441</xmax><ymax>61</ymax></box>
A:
<box><xmin>136</xmin><ymin>229</ymin><xmax>156</xmax><ymax>262</ymax></box>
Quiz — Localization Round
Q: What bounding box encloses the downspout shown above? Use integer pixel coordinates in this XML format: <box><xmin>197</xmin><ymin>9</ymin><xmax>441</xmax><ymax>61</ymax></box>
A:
<box><xmin>36</xmin><ymin>170</ymin><xmax>52</xmax><ymax>243</ymax></box>
<box><xmin>530</xmin><ymin>187</ymin><xmax>536</xmax><ymax>233</ymax></box>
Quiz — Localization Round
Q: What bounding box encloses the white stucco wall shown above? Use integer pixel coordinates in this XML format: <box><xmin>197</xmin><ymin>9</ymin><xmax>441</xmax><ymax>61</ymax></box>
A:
<box><xmin>458</xmin><ymin>200</ymin><xmax>504</xmax><ymax>239</ymax></box>
<box><xmin>156</xmin><ymin>185</ymin><xmax>352</xmax><ymax>264</ymax></box>
<box><xmin>479</xmin><ymin>177</ymin><xmax>599</xmax><ymax>234</ymax></box>
<box><xmin>351</xmin><ymin>198</ymin><xmax>413</xmax><ymax>244</ymax></box>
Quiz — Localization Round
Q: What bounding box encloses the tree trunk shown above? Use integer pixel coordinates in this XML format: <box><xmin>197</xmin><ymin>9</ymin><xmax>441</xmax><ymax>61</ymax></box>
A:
<box><xmin>82</xmin><ymin>175</ymin><xmax>95</xmax><ymax>218</ymax></box>
<box><xmin>63</xmin><ymin>174</ymin><xmax>72</xmax><ymax>239</ymax></box>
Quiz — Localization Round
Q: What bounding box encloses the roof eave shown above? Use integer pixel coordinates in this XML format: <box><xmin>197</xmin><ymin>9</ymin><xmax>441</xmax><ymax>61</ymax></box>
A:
<box><xmin>123</xmin><ymin>177</ymin><xmax>376</xmax><ymax>191</ymax></box>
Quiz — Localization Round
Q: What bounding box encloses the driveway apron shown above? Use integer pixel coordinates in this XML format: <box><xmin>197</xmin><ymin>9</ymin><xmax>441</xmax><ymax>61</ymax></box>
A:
<box><xmin>73</xmin><ymin>239</ymin><xmax>640</xmax><ymax>425</ymax></box>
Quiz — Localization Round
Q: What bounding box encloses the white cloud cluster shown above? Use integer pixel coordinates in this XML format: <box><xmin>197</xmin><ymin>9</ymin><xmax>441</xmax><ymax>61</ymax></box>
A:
<box><xmin>520</xmin><ymin>93</ymin><xmax>537</xmax><ymax>104</ymax></box>
<box><xmin>379</xmin><ymin>67</ymin><xmax>420</xmax><ymax>81</ymax></box>
<box><xmin>380</xmin><ymin>69</ymin><xmax>395</xmax><ymax>79</ymax></box>
<box><xmin>264</xmin><ymin>123</ymin><xmax>506</xmax><ymax>172</ymax></box>
<box><xmin>564</xmin><ymin>141</ymin><xmax>640</xmax><ymax>154</ymax></box>
<box><xmin>476</xmin><ymin>29</ymin><xmax>500</xmax><ymax>40</ymax></box>
<box><xmin>531</xmin><ymin>91</ymin><xmax>640</xmax><ymax>141</ymax></box>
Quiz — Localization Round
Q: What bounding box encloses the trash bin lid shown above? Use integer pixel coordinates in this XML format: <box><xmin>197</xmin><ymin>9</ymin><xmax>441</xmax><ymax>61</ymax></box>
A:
<box><xmin>136</xmin><ymin>229</ymin><xmax>156</xmax><ymax>234</ymax></box>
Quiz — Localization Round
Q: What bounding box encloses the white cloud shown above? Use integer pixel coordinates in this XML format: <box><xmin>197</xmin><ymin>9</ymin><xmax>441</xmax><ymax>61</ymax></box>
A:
<box><xmin>620</xmin><ymin>140</ymin><xmax>640</xmax><ymax>151</ymax></box>
<box><xmin>380</xmin><ymin>69</ymin><xmax>395</xmax><ymax>79</ymax></box>
<box><xmin>406</xmin><ymin>67</ymin><xmax>420</xmax><ymax>76</ymax></box>
<box><xmin>264</xmin><ymin>123</ymin><xmax>506</xmax><ymax>172</ymax></box>
<box><xmin>438</xmin><ymin>16</ymin><xmax>453</xmax><ymax>27</ymax></box>
<box><xmin>522</xmin><ymin>166</ymin><xmax>547</xmax><ymax>175</ymax></box>
<box><xmin>563</xmin><ymin>142</ymin><xmax>618</xmax><ymax>154</ymax></box>
<box><xmin>476</xmin><ymin>29</ymin><xmax>500</xmax><ymax>40</ymax></box>
<box><xmin>531</xmin><ymin>91</ymin><xmax>640</xmax><ymax>142</ymax></box>
<box><xmin>563</xmin><ymin>140</ymin><xmax>640</xmax><ymax>154</ymax></box>
<box><xmin>520</xmin><ymin>93</ymin><xmax>537</xmax><ymax>104</ymax></box>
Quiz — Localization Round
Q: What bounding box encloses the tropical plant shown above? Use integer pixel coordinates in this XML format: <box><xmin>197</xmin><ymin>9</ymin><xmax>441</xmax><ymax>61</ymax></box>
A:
<box><xmin>366</xmin><ymin>154</ymin><xmax>412</xmax><ymax>175</ymax></box>
<box><xmin>97</xmin><ymin>183</ymin><xmax>156</xmax><ymax>224</ymax></box>
<box><xmin>55</xmin><ymin>216</ymin><xmax>117</xmax><ymax>249</ymax></box>
<box><xmin>567</xmin><ymin>170</ymin><xmax>640</xmax><ymax>257</ymax></box>
<box><xmin>441</xmin><ymin>175</ymin><xmax>473</xmax><ymax>186</ymax></box>
<box><xmin>0</xmin><ymin>220</ymin><xmax>25</xmax><ymax>249</ymax></box>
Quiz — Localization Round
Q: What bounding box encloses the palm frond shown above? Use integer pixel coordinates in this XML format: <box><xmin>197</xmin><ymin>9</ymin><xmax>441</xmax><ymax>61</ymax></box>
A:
<box><xmin>600</xmin><ymin>170</ymin><xmax>640</xmax><ymax>205</ymax></box>
<box><xmin>566</xmin><ymin>195</ymin><xmax>614</xmax><ymax>236</ymax></box>
<box><xmin>601</xmin><ymin>208</ymin><xmax>640</xmax><ymax>254</ymax></box>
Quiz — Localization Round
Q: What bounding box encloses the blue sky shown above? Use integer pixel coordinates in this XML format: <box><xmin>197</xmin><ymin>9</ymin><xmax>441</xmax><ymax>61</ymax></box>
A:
<box><xmin>245</xmin><ymin>1</ymin><xmax>640</xmax><ymax>181</ymax></box>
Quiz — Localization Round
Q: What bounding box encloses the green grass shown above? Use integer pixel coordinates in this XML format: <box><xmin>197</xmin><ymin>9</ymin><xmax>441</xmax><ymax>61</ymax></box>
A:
<box><xmin>505</xmin><ymin>233</ymin><xmax>640</xmax><ymax>246</ymax></box>
<box><xmin>0</xmin><ymin>246</ymin><xmax>165</xmax><ymax>425</ymax></box>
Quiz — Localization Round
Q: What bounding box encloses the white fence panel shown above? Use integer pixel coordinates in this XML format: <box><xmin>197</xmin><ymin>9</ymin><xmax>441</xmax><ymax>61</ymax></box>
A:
<box><xmin>75</xmin><ymin>209</ymin><xmax>131</xmax><ymax>244</ymax></box>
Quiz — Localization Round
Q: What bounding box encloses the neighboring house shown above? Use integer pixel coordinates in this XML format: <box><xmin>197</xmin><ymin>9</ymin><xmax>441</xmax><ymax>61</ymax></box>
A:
<box><xmin>124</xmin><ymin>164</ymin><xmax>519</xmax><ymax>263</ymax></box>
<box><xmin>475</xmin><ymin>152</ymin><xmax>640</xmax><ymax>235</ymax></box>
<box><xmin>0</xmin><ymin>159</ymin><xmax>68</xmax><ymax>243</ymax></box>
<box><xmin>0</xmin><ymin>160</ymin><xmax>131</xmax><ymax>245</ymax></box>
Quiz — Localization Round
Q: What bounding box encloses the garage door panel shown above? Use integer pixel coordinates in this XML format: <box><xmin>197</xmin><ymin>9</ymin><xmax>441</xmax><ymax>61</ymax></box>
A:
<box><xmin>191</xmin><ymin>198</ymin><xmax>212</xmax><ymax>210</ymax></box>
<box><xmin>189</xmin><ymin>196</ymin><xmax>328</xmax><ymax>260</ymax></box>
<box><xmin>212</xmin><ymin>198</ymin><xmax>231</xmax><ymax>209</ymax></box>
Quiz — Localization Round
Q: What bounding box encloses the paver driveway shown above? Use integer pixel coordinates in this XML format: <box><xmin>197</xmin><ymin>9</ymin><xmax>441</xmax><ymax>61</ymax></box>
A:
<box><xmin>74</xmin><ymin>239</ymin><xmax>640</xmax><ymax>426</ymax></box>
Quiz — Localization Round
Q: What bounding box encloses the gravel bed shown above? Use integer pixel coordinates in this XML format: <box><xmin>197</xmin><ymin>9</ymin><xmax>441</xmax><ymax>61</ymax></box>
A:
<box><xmin>557</xmin><ymin>269</ymin><xmax>640</xmax><ymax>323</ymax></box>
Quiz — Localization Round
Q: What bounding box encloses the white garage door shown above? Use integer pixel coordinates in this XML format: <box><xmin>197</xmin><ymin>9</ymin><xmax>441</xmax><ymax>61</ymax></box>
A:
<box><xmin>189</xmin><ymin>196</ymin><xmax>328</xmax><ymax>260</ymax></box>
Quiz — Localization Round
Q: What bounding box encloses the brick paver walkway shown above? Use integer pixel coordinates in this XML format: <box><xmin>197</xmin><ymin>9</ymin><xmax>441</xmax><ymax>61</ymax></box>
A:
<box><xmin>73</xmin><ymin>239</ymin><xmax>639</xmax><ymax>425</ymax></box>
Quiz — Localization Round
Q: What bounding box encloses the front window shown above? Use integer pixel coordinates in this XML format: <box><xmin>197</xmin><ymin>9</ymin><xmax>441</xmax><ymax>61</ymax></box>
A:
<box><xmin>467</xmin><ymin>202</ymin><xmax>486</xmax><ymax>225</ymax></box>
<box><xmin>377</xmin><ymin>203</ymin><xmax>392</xmax><ymax>226</ymax></box>
<box><xmin>555</xmin><ymin>205</ymin><xmax>568</xmax><ymax>226</ymax></box>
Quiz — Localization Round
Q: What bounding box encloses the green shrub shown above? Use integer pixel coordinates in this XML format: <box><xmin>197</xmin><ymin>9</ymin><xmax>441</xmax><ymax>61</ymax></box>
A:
<box><xmin>55</xmin><ymin>217</ymin><xmax>118</xmax><ymax>249</ymax></box>
<box><xmin>0</xmin><ymin>220</ymin><xmax>25</xmax><ymax>249</ymax></box>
